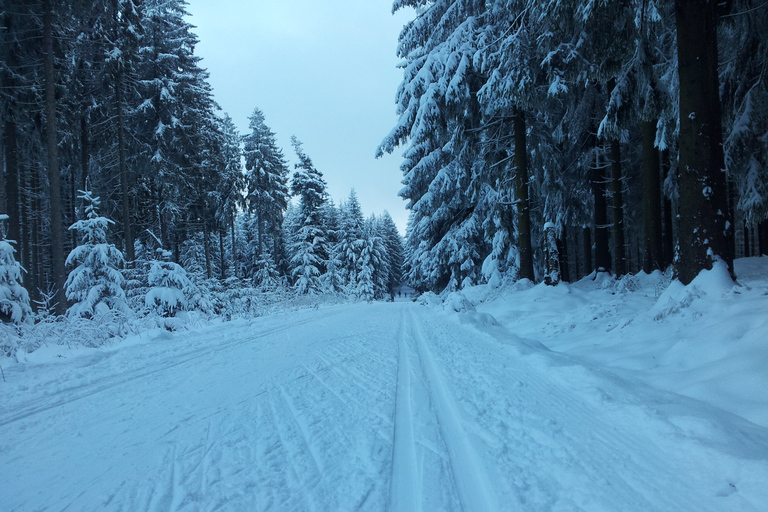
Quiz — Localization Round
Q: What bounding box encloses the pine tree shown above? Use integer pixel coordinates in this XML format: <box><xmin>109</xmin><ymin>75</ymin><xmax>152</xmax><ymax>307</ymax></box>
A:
<box><xmin>65</xmin><ymin>189</ymin><xmax>129</xmax><ymax>319</ymax></box>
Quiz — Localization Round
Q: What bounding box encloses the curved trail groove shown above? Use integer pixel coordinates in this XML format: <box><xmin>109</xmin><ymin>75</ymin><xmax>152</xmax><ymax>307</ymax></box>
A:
<box><xmin>2</xmin><ymin>302</ymin><xmax>767</xmax><ymax>511</ymax></box>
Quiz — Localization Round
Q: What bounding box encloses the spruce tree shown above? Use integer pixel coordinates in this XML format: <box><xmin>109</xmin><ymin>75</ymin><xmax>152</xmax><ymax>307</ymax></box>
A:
<box><xmin>0</xmin><ymin>215</ymin><xmax>32</xmax><ymax>325</ymax></box>
<box><xmin>65</xmin><ymin>189</ymin><xmax>129</xmax><ymax>318</ymax></box>
<box><xmin>289</xmin><ymin>137</ymin><xmax>328</xmax><ymax>293</ymax></box>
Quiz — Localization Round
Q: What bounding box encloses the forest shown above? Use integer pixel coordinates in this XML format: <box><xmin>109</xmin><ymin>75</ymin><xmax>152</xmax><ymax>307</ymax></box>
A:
<box><xmin>0</xmin><ymin>0</ymin><xmax>404</xmax><ymax>342</ymax></box>
<box><xmin>1</xmin><ymin>0</ymin><xmax>768</xmax><ymax>340</ymax></box>
<box><xmin>379</xmin><ymin>0</ymin><xmax>768</xmax><ymax>291</ymax></box>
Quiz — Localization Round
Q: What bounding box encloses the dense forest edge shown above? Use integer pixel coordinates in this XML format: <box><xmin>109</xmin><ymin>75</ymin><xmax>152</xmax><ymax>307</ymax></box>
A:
<box><xmin>2</xmin><ymin>0</ymin><xmax>768</xmax><ymax>356</ymax></box>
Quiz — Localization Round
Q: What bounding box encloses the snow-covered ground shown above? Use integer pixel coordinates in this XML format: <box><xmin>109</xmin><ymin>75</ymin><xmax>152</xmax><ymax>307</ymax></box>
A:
<box><xmin>2</xmin><ymin>258</ymin><xmax>768</xmax><ymax>511</ymax></box>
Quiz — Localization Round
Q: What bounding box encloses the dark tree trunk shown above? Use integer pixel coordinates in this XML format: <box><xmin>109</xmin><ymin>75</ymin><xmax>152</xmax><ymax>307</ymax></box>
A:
<box><xmin>80</xmin><ymin>112</ymin><xmax>89</xmax><ymax>195</ymax></box>
<box><xmin>67</xmin><ymin>154</ymin><xmax>76</xmax><ymax>253</ymax></box>
<box><xmin>0</xmin><ymin>123</ymin><xmax>4</xmax><ymax>221</ymax></box>
<box><xmin>610</xmin><ymin>139</ymin><xmax>626</xmax><ymax>276</ymax></box>
<box><xmin>674</xmin><ymin>0</ymin><xmax>733</xmax><ymax>284</ymax></box>
<box><xmin>116</xmin><ymin>74</ymin><xmax>135</xmax><ymax>262</ymax></box>
<box><xmin>593</xmin><ymin>151</ymin><xmax>611</xmax><ymax>273</ymax></box>
<box><xmin>759</xmin><ymin>220</ymin><xmax>768</xmax><ymax>256</ymax></box>
<box><xmin>727</xmin><ymin>177</ymin><xmax>737</xmax><ymax>264</ymax></box>
<box><xmin>30</xmin><ymin>167</ymin><xmax>42</xmax><ymax>305</ymax></box>
<box><xmin>203</xmin><ymin>204</ymin><xmax>212</xmax><ymax>280</ymax></box>
<box><xmin>219</xmin><ymin>226</ymin><xmax>227</xmax><ymax>280</ymax></box>
<box><xmin>661</xmin><ymin>149</ymin><xmax>675</xmax><ymax>269</ymax></box>
<box><xmin>157</xmin><ymin>185</ymin><xmax>168</xmax><ymax>250</ymax></box>
<box><xmin>19</xmin><ymin>163</ymin><xmax>30</xmax><ymax>290</ymax></box>
<box><xmin>513</xmin><ymin>109</ymin><xmax>534</xmax><ymax>281</ymax></box>
<box><xmin>3</xmin><ymin>119</ymin><xmax>20</xmax><ymax>244</ymax></box>
<box><xmin>257</xmin><ymin>208</ymin><xmax>263</xmax><ymax>258</ymax></box>
<box><xmin>743</xmin><ymin>223</ymin><xmax>750</xmax><ymax>258</ymax></box>
<box><xmin>231</xmin><ymin>218</ymin><xmax>238</xmax><ymax>278</ymax></box>
<box><xmin>43</xmin><ymin>0</ymin><xmax>67</xmax><ymax>314</ymax></box>
<box><xmin>557</xmin><ymin>228</ymin><xmax>570</xmax><ymax>283</ymax></box>
<box><xmin>543</xmin><ymin>223</ymin><xmax>560</xmax><ymax>286</ymax></box>
<box><xmin>573</xmin><ymin>229</ymin><xmax>582</xmax><ymax>280</ymax></box>
<box><xmin>582</xmin><ymin>226</ymin><xmax>592</xmax><ymax>277</ymax></box>
<box><xmin>642</xmin><ymin>120</ymin><xmax>663</xmax><ymax>273</ymax></box>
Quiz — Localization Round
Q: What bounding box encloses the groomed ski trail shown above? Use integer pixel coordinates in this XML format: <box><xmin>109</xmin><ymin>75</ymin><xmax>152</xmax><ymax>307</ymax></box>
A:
<box><xmin>1</xmin><ymin>301</ymin><xmax>767</xmax><ymax>511</ymax></box>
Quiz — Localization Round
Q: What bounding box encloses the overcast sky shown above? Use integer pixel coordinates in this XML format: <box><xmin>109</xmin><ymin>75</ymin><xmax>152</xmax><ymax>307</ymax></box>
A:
<box><xmin>185</xmin><ymin>0</ymin><xmax>412</xmax><ymax>235</ymax></box>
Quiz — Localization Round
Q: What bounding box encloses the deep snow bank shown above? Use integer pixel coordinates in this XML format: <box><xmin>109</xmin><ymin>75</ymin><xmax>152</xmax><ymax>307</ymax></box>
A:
<box><xmin>462</xmin><ymin>257</ymin><xmax>768</xmax><ymax>427</ymax></box>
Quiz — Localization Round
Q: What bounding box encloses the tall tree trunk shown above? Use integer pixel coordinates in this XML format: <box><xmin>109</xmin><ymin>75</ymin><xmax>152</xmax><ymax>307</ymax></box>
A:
<box><xmin>593</xmin><ymin>150</ymin><xmax>611</xmax><ymax>273</ymax></box>
<box><xmin>80</xmin><ymin>111</ymin><xmax>89</xmax><ymax>195</ymax></box>
<box><xmin>661</xmin><ymin>149</ymin><xmax>675</xmax><ymax>268</ymax></box>
<box><xmin>610</xmin><ymin>139</ymin><xmax>626</xmax><ymax>276</ymax></box>
<box><xmin>675</xmin><ymin>0</ymin><xmax>732</xmax><ymax>284</ymax></box>
<box><xmin>743</xmin><ymin>222</ymin><xmax>750</xmax><ymax>258</ymax></box>
<box><xmin>157</xmin><ymin>185</ymin><xmax>168</xmax><ymax>250</ymax></box>
<box><xmin>582</xmin><ymin>226</ymin><xmax>592</xmax><ymax>277</ymax></box>
<box><xmin>642</xmin><ymin>120</ymin><xmax>663</xmax><ymax>273</ymax></box>
<box><xmin>231</xmin><ymin>217</ymin><xmax>237</xmax><ymax>278</ymax></box>
<box><xmin>30</xmin><ymin>167</ymin><xmax>42</xmax><ymax>305</ymax></box>
<box><xmin>543</xmin><ymin>223</ymin><xmax>560</xmax><ymax>286</ymax></box>
<box><xmin>558</xmin><ymin>228</ymin><xmax>570</xmax><ymax>283</ymax></box>
<box><xmin>3</xmin><ymin>119</ymin><xmax>20</xmax><ymax>243</ymax></box>
<box><xmin>203</xmin><ymin>203</ymin><xmax>212</xmax><ymax>280</ymax></box>
<box><xmin>219</xmin><ymin>226</ymin><xmax>227</xmax><ymax>280</ymax></box>
<box><xmin>257</xmin><ymin>208</ymin><xmax>263</xmax><ymax>258</ymax></box>
<box><xmin>68</xmin><ymin>153</ymin><xmax>76</xmax><ymax>251</ymax></box>
<box><xmin>759</xmin><ymin>220</ymin><xmax>768</xmax><ymax>256</ymax></box>
<box><xmin>0</xmin><ymin>122</ymin><xmax>4</xmax><ymax>220</ymax></box>
<box><xmin>116</xmin><ymin>73</ymin><xmax>135</xmax><ymax>262</ymax></box>
<box><xmin>43</xmin><ymin>0</ymin><xmax>67</xmax><ymax>314</ymax></box>
<box><xmin>513</xmin><ymin>109</ymin><xmax>534</xmax><ymax>281</ymax></box>
<box><xmin>20</xmin><ymin>163</ymin><xmax>30</xmax><ymax>291</ymax></box>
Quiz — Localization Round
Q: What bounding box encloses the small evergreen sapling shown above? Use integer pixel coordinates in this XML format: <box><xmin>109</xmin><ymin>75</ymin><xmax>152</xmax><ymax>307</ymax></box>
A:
<box><xmin>65</xmin><ymin>190</ymin><xmax>129</xmax><ymax>319</ymax></box>
<box><xmin>145</xmin><ymin>250</ymin><xmax>193</xmax><ymax>318</ymax></box>
<box><xmin>0</xmin><ymin>213</ymin><xmax>32</xmax><ymax>325</ymax></box>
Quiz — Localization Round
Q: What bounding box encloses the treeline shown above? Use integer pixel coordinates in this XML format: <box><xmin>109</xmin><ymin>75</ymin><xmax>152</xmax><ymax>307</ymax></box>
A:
<box><xmin>0</xmin><ymin>0</ymin><xmax>403</xmax><ymax>323</ymax></box>
<box><xmin>379</xmin><ymin>0</ymin><xmax>768</xmax><ymax>292</ymax></box>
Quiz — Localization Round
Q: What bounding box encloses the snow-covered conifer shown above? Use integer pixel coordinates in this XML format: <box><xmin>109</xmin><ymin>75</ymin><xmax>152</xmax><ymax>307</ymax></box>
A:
<box><xmin>289</xmin><ymin>137</ymin><xmax>328</xmax><ymax>293</ymax></box>
<box><xmin>65</xmin><ymin>190</ymin><xmax>129</xmax><ymax>319</ymax></box>
<box><xmin>145</xmin><ymin>250</ymin><xmax>192</xmax><ymax>317</ymax></box>
<box><xmin>0</xmin><ymin>216</ymin><xmax>32</xmax><ymax>325</ymax></box>
<box><xmin>356</xmin><ymin>218</ymin><xmax>389</xmax><ymax>301</ymax></box>
<box><xmin>243</xmin><ymin>108</ymin><xmax>290</xmax><ymax>266</ymax></box>
<box><xmin>336</xmin><ymin>190</ymin><xmax>366</xmax><ymax>288</ymax></box>
<box><xmin>378</xmin><ymin>212</ymin><xmax>405</xmax><ymax>296</ymax></box>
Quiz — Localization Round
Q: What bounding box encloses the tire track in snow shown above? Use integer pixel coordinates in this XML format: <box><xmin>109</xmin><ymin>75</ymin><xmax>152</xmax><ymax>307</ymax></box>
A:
<box><xmin>408</xmin><ymin>309</ymin><xmax>498</xmax><ymax>512</ymax></box>
<box><xmin>389</xmin><ymin>309</ymin><xmax>420</xmax><ymax>512</ymax></box>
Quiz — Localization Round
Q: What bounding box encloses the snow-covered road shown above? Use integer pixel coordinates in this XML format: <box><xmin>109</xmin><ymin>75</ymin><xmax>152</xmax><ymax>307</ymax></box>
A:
<box><xmin>2</xmin><ymin>302</ymin><xmax>767</xmax><ymax>511</ymax></box>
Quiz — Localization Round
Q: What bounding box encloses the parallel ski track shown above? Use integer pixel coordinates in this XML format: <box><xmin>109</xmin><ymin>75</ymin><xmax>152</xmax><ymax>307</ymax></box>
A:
<box><xmin>408</xmin><ymin>309</ymin><xmax>498</xmax><ymax>512</ymax></box>
<box><xmin>0</xmin><ymin>308</ymin><xmax>344</xmax><ymax>427</ymax></box>
<box><xmin>389</xmin><ymin>309</ymin><xmax>420</xmax><ymax>512</ymax></box>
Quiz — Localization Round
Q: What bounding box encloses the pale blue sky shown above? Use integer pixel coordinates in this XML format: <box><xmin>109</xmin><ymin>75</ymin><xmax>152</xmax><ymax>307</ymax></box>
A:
<box><xmin>185</xmin><ymin>0</ymin><xmax>412</xmax><ymax>234</ymax></box>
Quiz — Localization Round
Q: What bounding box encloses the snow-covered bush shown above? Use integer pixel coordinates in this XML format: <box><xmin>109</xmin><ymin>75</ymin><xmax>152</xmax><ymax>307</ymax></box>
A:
<box><xmin>145</xmin><ymin>256</ymin><xmax>193</xmax><ymax>319</ymax></box>
<box><xmin>65</xmin><ymin>189</ymin><xmax>129</xmax><ymax>322</ymax></box>
<box><xmin>0</xmin><ymin>238</ymin><xmax>32</xmax><ymax>325</ymax></box>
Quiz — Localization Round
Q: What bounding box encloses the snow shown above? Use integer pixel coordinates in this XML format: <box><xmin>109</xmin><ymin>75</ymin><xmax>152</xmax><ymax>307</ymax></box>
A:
<box><xmin>2</xmin><ymin>259</ymin><xmax>768</xmax><ymax>510</ymax></box>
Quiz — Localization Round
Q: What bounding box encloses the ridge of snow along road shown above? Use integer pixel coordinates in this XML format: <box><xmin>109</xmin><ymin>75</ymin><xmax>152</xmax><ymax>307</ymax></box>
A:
<box><xmin>1</xmin><ymin>257</ymin><xmax>768</xmax><ymax>510</ymax></box>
